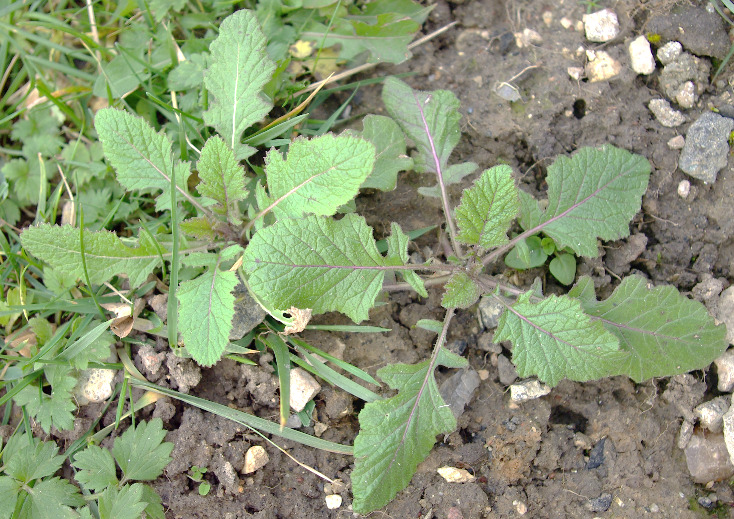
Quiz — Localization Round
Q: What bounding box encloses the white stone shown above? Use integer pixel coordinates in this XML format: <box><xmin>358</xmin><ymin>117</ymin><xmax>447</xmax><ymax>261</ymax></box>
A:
<box><xmin>325</xmin><ymin>494</ymin><xmax>342</xmax><ymax>509</ymax></box>
<box><xmin>657</xmin><ymin>41</ymin><xmax>683</xmax><ymax>65</ymax></box>
<box><xmin>668</xmin><ymin>136</ymin><xmax>686</xmax><ymax>149</ymax></box>
<box><xmin>437</xmin><ymin>466</ymin><xmax>475</xmax><ymax>483</ymax></box>
<box><xmin>585</xmin><ymin>50</ymin><xmax>621</xmax><ymax>82</ymax></box>
<box><xmin>677</xmin><ymin>180</ymin><xmax>691</xmax><ymax>198</ymax></box>
<box><xmin>243</xmin><ymin>446</ymin><xmax>269</xmax><ymax>474</ymax></box>
<box><xmin>724</xmin><ymin>400</ymin><xmax>734</xmax><ymax>465</ymax></box>
<box><xmin>510</xmin><ymin>379</ymin><xmax>551</xmax><ymax>402</ymax></box>
<box><xmin>717</xmin><ymin>287</ymin><xmax>734</xmax><ymax>345</ymax></box>
<box><xmin>560</xmin><ymin>17</ymin><xmax>573</xmax><ymax>29</ymax></box>
<box><xmin>648</xmin><ymin>98</ymin><xmax>686</xmax><ymax>127</ymax></box>
<box><xmin>75</xmin><ymin>368</ymin><xmax>115</xmax><ymax>404</ymax></box>
<box><xmin>583</xmin><ymin>9</ymin><xmax>620</xmax><ymax>42</ymax></box>
<box><xmin>289</xmin><ymin>367</ymin><xmax>321</xmax><ymax>412</ymax></box>
<box><xmin>715</xmin><ymin>349</ymin><xmax>734</xmax><ymax>392</ymax></box>
<box><xmin>675</xmin><ymin>81</ymin><xmax>697</xmax><ymax>109</ymax></box>
<box><xmin>567</xmin><ymin>66</ymin><xmax>585</xmax><ymax>80</ymax></box>
<box><xmin>696</xmin><ymin>397</ymin><xmax>731</xmax><ymax>433</ymax></box>
<box><xmin>542</xmin><ymin>11</ymin><xmax>553</xmax><ymax>26</ymax></box>
<box><xmin>679</xmin><ymin>420</ymin><xmax>695</xmax><ymax>449</ymax></box>
<box><xmin>628</xmin><ymin>35</ymin><xmax>655</xmax><ymax>75</ymax></box>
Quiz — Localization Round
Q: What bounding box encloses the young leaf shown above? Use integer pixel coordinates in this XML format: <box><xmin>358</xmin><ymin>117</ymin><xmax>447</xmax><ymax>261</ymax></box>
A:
<box><xmin>3</xmin><ymin>435</ymin><xmax>65</xmax><ymax>482</ymax></box>
<box><xmin>13</xmin><ymin>366</ymin><xmax>77</xmax><ymax>434</ymax></box>
<box><xmin>262</xmin><ymin>134</ymin><xmax>375</xmax><ymax>219</ymax></box>
<box><xmin>95</xmin><ymin>108</ymin><xmax>190</xmax><ymax>211</ymax></box>
<box><xmin>360</xmin><ymin>115</ymin><xmax>413</xmax><ymax>191</ymax></box>
<box><xmin>21</xmin><ymin>224</ymin><xmax>163</xmax><ymax>289</ymax></box>
<box><xmin>97</xmin><ymin>483</ymin><xmax>147</xmax><ymax>519</ymax></box>
<box><xmin>0</xmin><ymin>477</ymin><xmax>19</xmax><ymax>517</ymax></box>
<box><xmin>455</xmin><ymin>165</ymin><xmax>519</xmax><ymax>249</ymax></box>
<box><xmin>570</xmin><ymin>275</ymin><xmax>728</xmax><ymax>382</ymax></box>
<box><xmin>385</xmin><ymin>222</ymin><xmax>427</xmax><ymax>297</ymax></box>
<box><xmin>441</xmin><ymin>272</ymin><xmax>480</xmax><ymax>309</ymax></box>
<box><xmin>243</xmin><ymin>214</ymin><xmax>401</xmax><ymax>322</ymax></box>
<box><xmin>549</xmin><ymin>253</ymin><xmax>576</xmax><ymax>285</ymax></box>
<box><xmin>494</xmin><ymin>291</ymin><xmax>627</xmax><ymax>386</ymax></box>
<box><xmin>178</xmin><ymin>266</ymin><xmax>238</xmax><ymax>366</ymax></box>
<box><xmin>197</xmin><ymin>136</ymin><xmax>248</xmax><ymax>225</ymax></box>
<box><xmin>537</xmin><ymin>146</ymin><xmax>651</xmax><ymax>257</ymax></box>
<box><xmin>111</xmin><ymin>419</ymin><xmax>173</xmax><ymax>481</ymax></box>
<box><xmin>73</xmin><ymin>445</ymin><xmax>119</xmax><ymax>491</ymax></box>
<box><xmin>203</xmin><ymin>9</ymin><xmax>276</xmax><ymax>160</ymax></box>
<box><xmin>382</xmin><ymin>77</ymin><xmax>461</xmax><ymax>177</ymax></box>
<box><xmin>351</xmin><ymin>347</ymin><xmax>468</xmax><ymax>513</ymax></box>
<box><xmin>504</xmin><ymin>235</ymin><xmax>548</xmax><ymax>270</ymax></box>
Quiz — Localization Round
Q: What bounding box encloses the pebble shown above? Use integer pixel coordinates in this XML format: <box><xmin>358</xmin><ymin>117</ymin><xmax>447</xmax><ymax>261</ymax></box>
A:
<box><xmin>514</xmin><ymin>28</ymin><xmax>543</xmax><ymax>48</ymax></box>
<box><xmin>513</xmin><ymin>500</ymin><xmax>528</xmax><ymax>515</ymax></box>
<box><xmin>657</xmin><ymin>41</ymin><xmax>683</xmax><ymax>65</ymax></box>
<box><xmin>724</xmin><ymin>402</ymin><xmax>734</xmax><ymax>465</ymax></box>
<box><xmin>439</xmin><ymin>368</ymin><xmax>480</xmax><ymax>419</ymax></box>
<box><xmin>478</xmin><ymin>296</ymin><xmax>505</xmax><ymax>329</ymax></box>
<box><xmin>289</xmin><ymin>367</ymin><xmax>321</xmax><ymax>412</ymax></box>
<box><xmin>542</xmin><ymin>11</ymin><xmax>553</xmax><ymax>26</ymax></box>
<box><xmin>587</xmin><ymin>493</ymin><xmax>613</xmax><ymax>513</ymax></box>
<box><xmin>314</xmin><ymin>422</ymin><xmax>328</xmax><ymax>437</ymax></box>
<box><xmin>585</xmin><ymin>50</ymin><xmax>621</xmax><ymax>82</ymax></box>
<box><xmin>667</xmin><ymin>135</ymin><xmax>685</xmax><ymax>149</ymax></box>
<box><xmin>692</xmin><ymin>274</ymin><xmax>724</xmax><ymax>301</ymax></box>
<box><xmin>325</xmin><ymin>494</ymin><xmax>342</xmax><ymax>509</ymax></box>
<box><xmin>675</xmin><ymin>81</ymin><xmax>697</xmax><ymax>109</ymax></box>
<box><xmin>560</xmin><ymin>17</ymin><xmax>573</xmax><ymax>29</ymax></box>
<box><xmin>567</xmin><ymin>67</ymin><xmax>584</xmax><ymax>81</ymax></box>
<box><xmin>75</xmin><ymin>368</ymin><xmax>115</xmax><ymax>404</ymax></box>
<box><xmin>715</xmin><ymin>349</ymin><xmax>734</xmax><ymax>391</ymax></box>
<box><xmin>679</xmin><ymin>112</ymin><xmax>734</xmax><ymax>183</ymax></box>
<box><xmin>628</xmin><ymin>36</ymin><xmax>655</xmax><ymax>75</ymax></box>
<box><xmin>684</xmin><ymin>429</ymin><xmax>734</xmax><ymax>483</ymax></box>
<box><xmin>676</xmin><ymin>180</ymin><xmax>690</xmax><ymax>199</ymax></box>
<box><xmin>478</xmin><ymin>369</ymin><xmax>490</xmax><ymax>381</ymax></box>
<box><xmin>695</xmin><ymin>396</ymin><xmax>730</xmax><ymax>433</ymax></box>
<box><xmin>437</xmin><ymin>466</ymin><xmax>475</xmax><ymax>483</ymax></box>
<box><xmin>243</xmin><ymin>446</ymin><xmax>269</xmax><ymax>474</ymax></box>
<box><xmin>659</xmin><ymin>52</ymin><xmax>709</xmax><ymax>108</ymax></box>
<box><xmin>648</xmin><ymin>99</ymin><xmax>686</xmax><ymax>127</ymax></box>
<box><xmin>583</xmin><ymin>9</ymin><xmax>620</xmax><ymax>42</ymax></box>
<box><xmin>510</xmin><ymin>379</ymin><xmax>550</xmax><ymax>403</ymax></box>
<box><xmin>679</xmin><ymin>420</ymin><xmax>695</xmax><ymax>449</ymax></box>
<box><xmin>497</xmin><ymin>354</ymin><xmax>518</xmax><ymax>386</ymax></box>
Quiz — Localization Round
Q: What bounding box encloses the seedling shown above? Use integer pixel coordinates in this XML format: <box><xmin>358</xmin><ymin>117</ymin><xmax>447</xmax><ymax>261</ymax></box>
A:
<box><xmin>187</xmin><ymin>466</ymin><xmax>211</xmax><ymax>496</ymax></box>
<box><xmin>16</xmin><ymin>8</ymin><xmax>728</xmax><ymax>514</ymax></box>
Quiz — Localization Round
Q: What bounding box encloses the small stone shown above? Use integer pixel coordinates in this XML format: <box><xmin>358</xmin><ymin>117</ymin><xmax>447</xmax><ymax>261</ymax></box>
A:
<box><xmin>243</xmin><ymin>446</ymin><xmax>269</xmax><ymax>474</ymax></box>
<box><xmin>478</xmin><ymin>296</ymin><xmax>505</xmax><ymax>329</ymax></box>
<box><xmin>585</xmin><ymin>50</ymin><xmax>621</xmax><ymax>82</ymax></box>
<box><xmin>724</xmin><ymin>402</ymin><xmax>734</xmax><ymax>465</ymax></box>
<box><xmin>325</xmin><ymin>494</ymin><xmax>342</xmax><ymax>509</ymax></box>
<box><xmin>583</xmin><ymin>9</ymin><xmax>620</xmax><ymax>42</ymax></box>
<box><xmin>628</xmin><ymin>35</ymin><xmax>655</xmax><ymax>75</ymax></box>
<box><xmin>587</xmin><ymin>493</ymin><xmax>613</xmax><ymax>513</ymax></box>
<box><xmin>695</xmin><ymin>397</ymin><xmax>730</xmax><ymax>433</ymax></box>
<box><xmin>542</xmin><ymin>11</ymin><xmax>553</xmax><ymax>26</ymax></box>
<box><xmin>675</xmin><ymin>81</ymin><xmax>697</xmax><ymax>109</ymax></box>
<box><xmin>692</xmin><ymin>274</ymin><xmax>724</xmax><ymax>301</ymax></box>
<box><xmin>715</xmin><ymin>350</ymin><xmax>734</xmax><ymax>391</ymax></box>
<box><xmin>314</xmin><ymin>422</ymin><xmax>328</xmax><ymax>437</ymax></box>
<box><xmin>477</xmin><ymin>369</ymin><xmax>490</xmax><ymax>380</ymax></box>
<box><xmin>510</xmin><ymin>379</ymin><xmax>551</xmax><ymax>402</ymax></box>
<box><xmin>718</xmin><ymin>288</ymin><xmax>734</xmax><ymax>345</ymax></box>
<box><xmin>668</xmin><ymin>135</ymin><xmax>685</xmax><ymax>149</ymax></box>
<box><xmin>497</xmin><ymin>354</ymin><xmax>518</xmax><ymax>386</ymax></box>
<box><xmin>513</xmin><ymin>500</ymin><xmax>528</xmax><ymax>515</ymax></box>
<box><xmin>437</xmin><ymin>466</ymin><xmax>475</xmax><ymax>483</ymax></box>
<box><xmin>75</xmin><ymin>368</ymin><xmax>116</xmax><ymax>404</ymax></box>
<box><xmin>447</xmin><ymin>507</ymin><xmax>464</xmax><ymax>519</ymax></box>
<box><xmin>648</xmin><ymin>99</ymin><xmax>686</xmax><ymax>127</ymax></box>
<box><xmin>657</xmin><ymin>41</ymin><xmax>683</xmax><ymax>65</ymax></box>
<box><xmin>477</xmin><ymin>334</ymin><xmax>502</xmax><ymax>353</ymax></box>
<box><xmin>679</xmin><ymin>112</ymin><xmax>734</xmax><ymax>184</ymax></box>
<box><xmin>289</xmin><ymin>367</ymin><xmax>321</xmax><ymax>412</ymax></box>
<box><xmin>560</xmin><ymin>17</ymin><xmax>573</xmax><ymax>29</ymax></box>
<box><xmin>677</xmin><ymin>180</ymin><xmax>690</xmax><ymax>198</ymax></box>
<box><xmin>679</xmin><ymin>420</ymin><xmax>695</xmax><ymax>449</ymax></box>
<box><xmin>684</xmin><ymin>429</ymin><xmax>734</xmax><ymax>483</ymax></box>
<box><xmin>514</xmin><ymin>28</ymin><xmax>542</xmax><ymax>47</ymax></box>
<box><xmin>567</xmin><ymin>66</ymin><xmax>584</xmax><ymax>80</ymax></box>
<box><xmin>698</xmin><ymin>496</ymin><xmax>715</xmax><ymax>509</ymax></box>
<box><xmin>440</xmin><ymin>368</ymin><xmax>480</xmax><ymax>419</ymax></box>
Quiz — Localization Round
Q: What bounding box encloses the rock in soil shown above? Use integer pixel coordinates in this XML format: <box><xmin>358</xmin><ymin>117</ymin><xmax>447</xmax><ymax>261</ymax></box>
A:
<box><xmin>684</xmin><ymin>429</ymin><xmax>734</xmax><ymax>483</ymax></box>
<box><xmin>289</xmin><ymin>367</ymin><xmax>321</xmax><ymax>412</ymax></box>
<box><xmin>659</xmin><ymin>52</ymin><xmax>709</xmax><ymax>108</ymax></box>
<box><xmin>497</xmin><ymin>354</ymin><xmax>518</xmax><ymax>386</ymax></box>
<box><xmin>582</xmin><ymin>9</ymin><xmax>619</xmax><ymax>42</ymax></box>
<box><xmin>74</xmin><ymin>368</ymin><xmax>116</xmax><ymax>404</ymax></box>
<box><xmin>628</xmin><ymin>35</ymin><xmax>655</xmax><ymax>75</ymax></box>
<box><xmin>437</xmin><ymin>466</ymin><xmax>475</xmax><ymax>483</ymax></box>
<box><xmin>648</xmin><ymin>98</ymin><xmax>686</xmax><ymax>127</ymax></box>
<box><xmin>510</xmin><ymin>379</ymin><xmax>551</xmax><ymax>402</ymax></box>
<box><xmin>694</xmin><ymin>396</ymin><xmax>730</xmax><ymax>433</ymax></box>
<box><xmin>243</xmin><ymin>445</ymin><xmax>269</xmax><ymax>474</ymax></box>
<box><xmin>715</xmin><ymin>349</ymin><xmax>734</xmax><ymax>392</ymax></box>
<box><xmin>679</xmin><ymin>112</ymin><xmax>733</xmax><ymax>183</ymax></box>
<box><xmin>647</xmin><ymin>6</ymin><xmax>731</xmax><ymax>59</ymax></box>
<box><xmin>439</xmin><ymin>368</ymin><xmax>480</xmax><ymax>418</ymax></box>
<box><xmin>716</xmin><ymin>287</ymin><xmax>734</xmax><ymax>345</ymax></box>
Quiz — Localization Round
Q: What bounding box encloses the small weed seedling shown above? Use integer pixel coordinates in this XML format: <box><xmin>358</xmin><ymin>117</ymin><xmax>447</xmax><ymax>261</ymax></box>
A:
<box><xmin>187</xmin><ymin>466</ymin><xmax>211</xmax><ymax>496</ymax></box>
<box><xmin>16</xmin><ymin>9</ymin><xmax>728</xmax><ymax>514</ymax></box>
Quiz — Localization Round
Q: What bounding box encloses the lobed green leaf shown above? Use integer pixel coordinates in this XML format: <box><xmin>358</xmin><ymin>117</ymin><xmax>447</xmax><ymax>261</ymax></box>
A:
<box><xmin>73</xmin><ymin>445</ymin><xmax>118</xmax><ymax>492</ymax></box>
<box><xmin>570</xmin><ymin>275</ymin><xmax>728</xmax><ymax>381</ymax></box>
<box><xmin>360</xmin><ymin>115</ymin><xmax>413</xmax><ymax>191</ymax></box>
<box><xmin>111</xmin><ymin>419</ymin><xmax>173</xmax><ymax>482</ymax></box>
<box><xmin>351</xmin><ymin>348</ymin><xmax>467</xmax><ymax>513</ymax></box>
<box><xmin>455</xmin><ymin>165</ymin><xmax>519</xmax><ymax>249</ymax></box>
<box><xmin>203</xmin><ymin>10</ymin><xmax>276</xmax><ymax>160</ymax></box>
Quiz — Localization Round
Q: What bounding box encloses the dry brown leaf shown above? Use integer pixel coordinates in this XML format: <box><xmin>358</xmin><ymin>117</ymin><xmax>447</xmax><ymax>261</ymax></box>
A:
<box><xmin>282</xmin><ymin>307</ymin><xmax>312</xmax><ymax>335</ymax></box>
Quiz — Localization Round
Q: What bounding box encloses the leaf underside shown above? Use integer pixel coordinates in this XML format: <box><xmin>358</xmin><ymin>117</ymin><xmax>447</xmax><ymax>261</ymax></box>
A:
<box><xmin>351</xmin><ymin>347</ymin><xmax>468</xmax><ymax>513</ymax></box>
